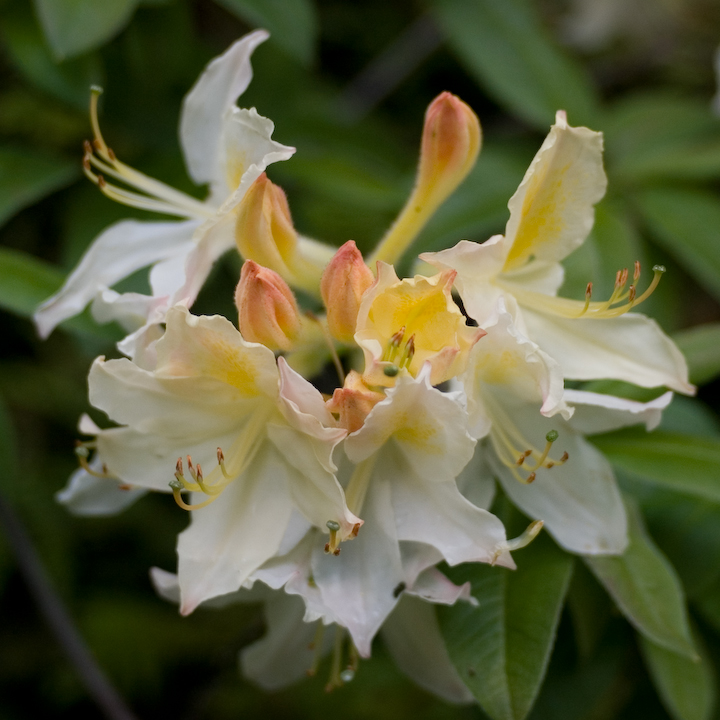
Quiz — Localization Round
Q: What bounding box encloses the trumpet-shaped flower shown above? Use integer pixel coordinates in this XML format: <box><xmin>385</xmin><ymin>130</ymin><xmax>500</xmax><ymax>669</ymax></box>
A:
<box><xmin>424</xmin><ymin>111</ymin><xmax>693</xmax><ymax>395</ymax></box>
<box><xmin>34</xmin><ymin>31</ymin><xmax>296</xmax><ymax>358</ymax></box>
<box><xmin>150</xmin><ymin>531</ymin><xmax>475</xmax><ymax>702</ymax></box>
<box><xmin>82</xmin><ymin>305</ymin><xmax>360</xmax><ymax>613</ymax></box>
<box><xmin>459</xmin><ymin>301</ymin><xmax>673</xmax><ymax>555</ymax></box>
<box><xmin>354</xmin><ymin>263</ymin><xmax>484</xmax><ymax>387</ymax></box>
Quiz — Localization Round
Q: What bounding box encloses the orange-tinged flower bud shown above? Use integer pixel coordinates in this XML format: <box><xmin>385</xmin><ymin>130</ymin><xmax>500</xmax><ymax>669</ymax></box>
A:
<box><xmin>320</xmin><ymin>241</ymin><xmax>375</xmax><ymax>343</ymax></box>
<box><xmin>369</xmin><ymin>92</ymin><xmax>481</xmax><ymax>267</ymax></box>
<box><xmin>416</xmin><ymin>92</ymin><xmax>481</xmax><ymax>207</ymax></box>
<box><xmin>235</xmin><ymin>260</ymin><xmax>301</xmax><ymax>351</ymax></box>
<box><xmin>326</xmin><ymin>371</ymin><xmax>385</xmax><ymax>434</ymax></box>
<box><xmin>234</xmin><ymin>173</ymin><xmax>299</xmax><ymax>280</ymax></box>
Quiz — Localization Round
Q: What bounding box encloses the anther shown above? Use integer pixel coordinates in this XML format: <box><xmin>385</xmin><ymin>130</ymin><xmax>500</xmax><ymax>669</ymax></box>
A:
<box><xmin>526</xmin><ymin>472</ymin><xmax>536</xmax><ymax>483</ymax></box>
<box><xmin>97</xmin><ymin>174</ymin><xmax>106</xmax><ymax>188</ymax></box>
<box><xmin>398</xmin><ymin>334</ymin><xmax>415</xmax><ymax>368</ymax></box>
<box><xmin>634</xmin><ymin>260</ymin><xmax>641</xmax><ymax>283</ymax></box>
<box><xmin>217</xmin><ymin>447</ymin><xmax>232</xmax><ymax>479</ymax></box>
<box><xmin>351</xmin><ymin>522</ymin><xmax>361</xmax><ymax>538</ymax></box>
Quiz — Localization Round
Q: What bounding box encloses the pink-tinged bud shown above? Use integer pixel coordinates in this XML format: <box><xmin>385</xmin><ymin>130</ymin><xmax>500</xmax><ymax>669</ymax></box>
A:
<box><xmin>234</xmin><ymin>173</ymin><xmax>299</xmax><ymax>280</ymax></box>
<box><xmin>416</xmin><ymin>92</ymin><xmax>481</xmax><ymax>206</ymax></box>
<box><xmin>326</xmin><ymin>371</ymin><xmax>385</xmax><ymax>434</ymax></box>
<box><xmin>235</xmin><ymin>260</ymin><xmax>301</xmax><ymax>351</ymax></box>
<box><xmin>320</xmin><ymin>241</ymin><xmax>375</xmax><ymax>343</ymax></box>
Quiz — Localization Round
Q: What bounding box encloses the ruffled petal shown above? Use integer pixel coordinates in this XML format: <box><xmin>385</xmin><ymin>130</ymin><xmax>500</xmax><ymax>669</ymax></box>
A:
<box><xmin>34</xmin><ymin>219</ymin><xmax>198</xmax><ymax>338</ymax></box>
<box><xmin>344</xmin><ymin>365</ymin><xmax>476</xmax><ymax>483</ymax></box>
<box><xmin>179</xmin><ymin>30</ymin><xmax>269</xmax><ymax>187</ymax></box>
<box><xmin>522</xmin><ymin>307</ymin><xmax>695</xmax><ymax>394</ymax></box>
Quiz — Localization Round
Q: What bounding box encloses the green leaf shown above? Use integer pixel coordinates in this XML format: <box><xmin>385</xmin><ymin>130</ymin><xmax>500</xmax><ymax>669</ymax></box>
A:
<box><xmin>215</xmin><ymin>0</ymin><xmax>318</xmax><ymax>65</ymax></box>
<box><xmin>0</xmin><ymin>3</ymin><xmax>102</xmax><ymax>108</ymax></box>
<box><xmin>0</xmin><ymin>146</ymin><xmax>78</xmax><ymax>228</ymax></box>
<box><xmin>636</xmin><ymin>188</ymin><xmax>720</xmax><ymax>304</ymax></box>
<box><xmin>584</xmin><ymin>500</ymin><xmax>696</xmax><ymax>658</ymax></box>
<box><xmin>592</xmin><ymin>429</ymin><xmax>720</xmax><ymax>504</ymax></box>
<box><xmin>429</xmin><ymin>0</ymin><xmax>598</xmax><ymax>128</ymax></box>
<box><xmin>639</xmin><ymin>632</ymin><xmax>715</xmax><ymax>720</ymax></box>
<box><xmin>438</xmin><ymin>532</ymin><xmax>573</xmax><ymax>720</ymax></box>
<box><xmin>604</xmin><ymin>93</ymin><xmax>720</xmax><ymax>182</ymax></box>
<box><xmin>32</xmin><ymin>0</ymin><xmax>140</xmax><ymax>60</ymax></box>
<box><xmin>0</xmin><ymin>247</ymin><xmax>65</xmax><ymax>318</ymax></box>
<box><xmin>673</xmin><ymin>324</ymin><xmax>720</xmax><ymax>386</ymax></box>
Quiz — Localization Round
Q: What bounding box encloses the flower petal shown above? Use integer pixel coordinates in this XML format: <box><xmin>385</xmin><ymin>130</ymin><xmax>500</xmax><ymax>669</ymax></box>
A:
<box><xmin>345</xmin><ymin>366</ymin><xmax>476</xmax><ymax>483</ymax></box>
<box><xmin>34</xmin><ymin>219</ymin><xmax>198</xmax><ymax>338</ymax></box>
<box><xmin>522</xmin><ymin>307</ymin><xmax>695</xmax><ymax>394</ymax></box>
<box><xmin>311</xmin><ymin>472</ymin><xmax>404</xmax><ymax>657</ymax></box>
<box><xmin>177</xmin><ymin>441</ymin><xmax>295</xmax><ymax>614</ymax></box>
<box><xmin>218</xmin><ymin>107</ymin><xmax>295</xmax><ymax>199</ymax></box>
<box><xmin>386</xmin><ymin>443</ymin><xmax>514</xmax><ymax>568</ymax></box>
<box><xmin>382</xmin><ymin>595</ymin><xmax>474</xmax><ymax>704</ymax></box>
<box><xmin>563</xmin><ymin>389</ymin><xmax>673</xmax><ymax>434</ymax></box>
<box><xmin>460</xmin><ymin>306</ymin><xmax>570</xmax><ymax>439</ymax></box>
<box><xmin>490</xmin><ymin>399</ymin><xmax>628</xmax><ymax>555</ymax></box>
<box><xmin>55</xmin><ymin>466</ymin><xmax>147</xmax><ymax>516</ymax></box>
<box><xmin>240</xmin><ymin>593</ymin><xmax>333</xmax><ymax>690</ymax></box>
<box><xmin>503</xmin><ymin>111</ymin><xmax>607</xmax><ymax>271</ymax></box>
<box><xmin>179</xmin><ymin>30</ymin><xmax>269</xmax><ymax>186</ymax></box>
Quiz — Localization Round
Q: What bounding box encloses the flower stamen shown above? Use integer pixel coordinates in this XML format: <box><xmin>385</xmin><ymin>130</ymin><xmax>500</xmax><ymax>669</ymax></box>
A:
<box><xmin>83</xmin><ymin>87</ymin><xmax>214</xmax><ymax>220</ymax></box>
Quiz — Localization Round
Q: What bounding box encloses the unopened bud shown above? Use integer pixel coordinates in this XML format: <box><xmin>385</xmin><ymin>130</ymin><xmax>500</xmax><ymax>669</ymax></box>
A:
<box><xmin>235</xmin><ymin>260</ymin><xmax>301</xmax><ymax>351</ymax></box>
<box><xmin>416</xmin><ymin>92</ymin><xmax>482</xmax><ymax>207</ymax></box>
<box><xmin>369</xmin><ymin>92</ymin><xmax>481</xmax><ymax>266</ymax></box>
<box><xmin>234</xmin><ymin>173</ymin><xmax>299</xmax><ymax>280</ymax></box>
<box><xmin>320</xmin><ymin>241</ymin><xmax>375</xmax><ymax>343</ymax></box>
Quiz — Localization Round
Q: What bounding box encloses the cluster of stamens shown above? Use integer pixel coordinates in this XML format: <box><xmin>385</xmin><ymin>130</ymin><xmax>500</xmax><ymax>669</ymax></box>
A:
<box><xmin>381</xmin><ymin>326</ymin><xmax>416</xmax><ymax>377</ymax></box>
<box><xmin>82</xmin><ymin>87</ymin><xmax>212</xmax><ymax>220</ymax></box>
<box><xmin>168</xmin><ymin>449</ymin><xmax>234</xmax><ymax>511</ymax></box>
<box><xmin>495</xmin><ymin>429</ymin><xmax>569</xmax><ymax>484</ymax></box>
<box><xmin>576</xmin><ymin>261</ymin><xmax>665</xmax><ymax>319</ymax></box>
<box><xmin>307</xmin><ymin>624</ymin><xmax>359</xmax><ymax>692</ymax></box>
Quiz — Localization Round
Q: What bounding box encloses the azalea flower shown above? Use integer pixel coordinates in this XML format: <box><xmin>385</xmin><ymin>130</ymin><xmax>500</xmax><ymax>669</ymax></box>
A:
<box><xmin>78</xmin><ymin>304</ymin><xmax>361</xmax><ymax>613</ymax></box>
<box><xmin>150</xmin><ymin>532</ymin><xmax>475</xmax><ymax>702</ymax></box>
<box><xmin>423</xmin><ymin>111</ymin><xmax>693</xmax><ymax>395</ymax></box>
<box><xmin>34</xmin><ymin>31</ymin><xmax>297</xmax><ymax>358</ymax></box>
<box><xmin>457</xmin><ymin>300</ymin><xmax>673</xmax><ymax>555</ymax></box>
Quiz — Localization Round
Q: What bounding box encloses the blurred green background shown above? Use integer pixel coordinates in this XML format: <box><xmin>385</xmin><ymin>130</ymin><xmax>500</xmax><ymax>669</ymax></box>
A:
<box><xmin>1</xmin><ymin>0</ymin><xmax>720</xmax><ymax>718</ymax></box>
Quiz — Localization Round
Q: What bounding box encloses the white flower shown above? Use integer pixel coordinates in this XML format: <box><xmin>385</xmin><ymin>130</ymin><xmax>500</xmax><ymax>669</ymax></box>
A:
<box><xmin>458</xmin><ymin>301</ymin><xmax>673</xmax><ymax>555</ymax></box>
<box><xmin>423</xmin><ymin>111</ymin><xmax>693</xmax><ymax>395</ymax></box>
<box><xmin>316</xmin><ymin>365</ymin><xmax>512</xmax><ymax>655</ymax></box>
<box><xmin>81</xmin><ymin>305</ymin><xmax>360</xmax><ymax>613</ymax></box>
<box><xmin>150</xmin><ymin>529</ymin><xmax>476</xmax><ymax>703</ymax></box>
<box><xmin>34</xmin><ymin>31</ymin><xmax>295</xmax><ymax>359</ymax></box>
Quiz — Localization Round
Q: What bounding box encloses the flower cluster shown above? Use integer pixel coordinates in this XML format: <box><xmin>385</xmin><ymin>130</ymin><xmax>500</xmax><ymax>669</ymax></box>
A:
<box><xmin>40</xmin><ymin>32</ymin><xmax>691</xmax><ymax>699</ymax></box>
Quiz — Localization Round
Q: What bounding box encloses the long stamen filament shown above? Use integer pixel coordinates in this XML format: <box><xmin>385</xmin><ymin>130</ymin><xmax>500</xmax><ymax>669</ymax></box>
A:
<box><xmin>85</xmin><ymin>86</ymin><xmax>215</xmax><ymax>220</ymax></box>
<box><xmin>500</xmin><ymin>263</ymin><xmax>665</xmax><ymax>320</ymax></box>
